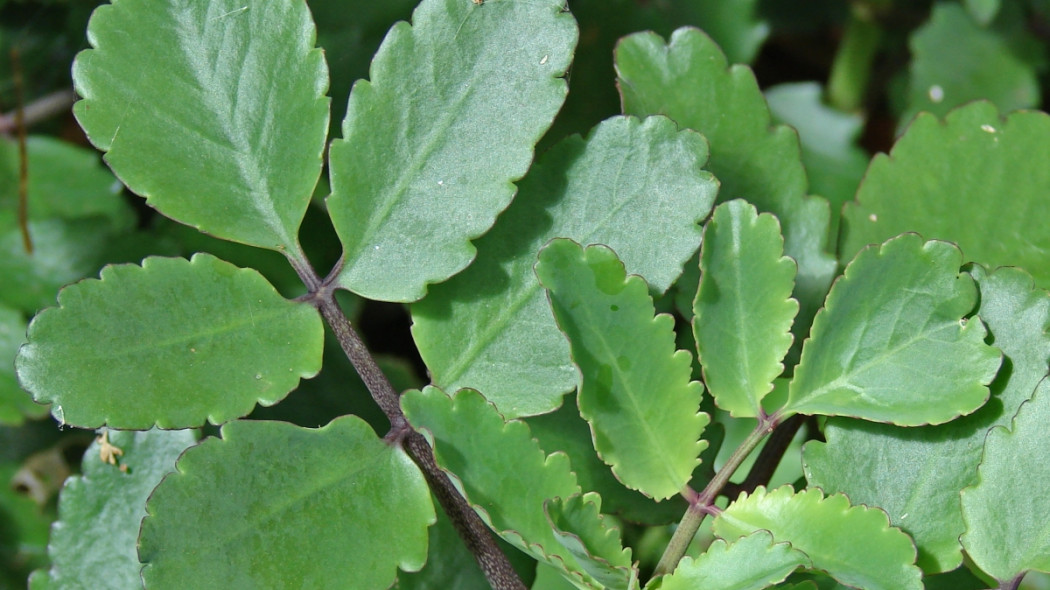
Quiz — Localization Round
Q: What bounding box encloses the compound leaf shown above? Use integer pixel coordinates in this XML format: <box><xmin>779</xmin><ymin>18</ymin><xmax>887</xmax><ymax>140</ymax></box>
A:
<box><xmin>140</xmin><ymin>417</ymin><xmax>434</xmax><ymax>590</ymax></box>
<box><xmin>39</xmin><ymin>429</ymin><xmax>196</xmax><ymax>589</ymax></box>
<box><xmin>841</xmin><ymin>102</ymin><xmax>1050</xmax><ymax>290</ymax></box>
<box><xmin>412</xmin><ymin>115</ymin><xmax>716</xmax><ymax>417</ymax></box>
<box><xmin>16</xmin><ymin>254</ymin><xmax>324</xmax><ymax>429</ymax></box>
<box><xmin>713</xmin><ymin>486</ymin><xmax>922</xmax><ymax>590</ymax></box>
<box><xmin>329</xmin><ymin>0</ymin><xmax>578</xmax><ymax>302</ymax></box>
<box><xmin>536</xmin><ymin>240</ymin><xmax>707</xmax><ymax>500</ymax></box>
<box><xmin>73</xmin><ymin>0</ymin><xmax>329</xmax><ymax>253</ymax></box>
<box><xmin>962</xmin><ymin>378</ymin><xmax>1050</xmax><ymax>582</ymax></box>
<box><xmin>784</xmin><ymin>235</ymin><xmax>1001</xmax><ymax>425</ymax></box>
<box><xmin>657</xmin><ymin>531</ymin><xmax>808</xmax><ymax>590</ymax></box>
<box><xmin>693</xmin><ymin>200</ymin><xmax>798</xmax><ymax>418</ymax></box>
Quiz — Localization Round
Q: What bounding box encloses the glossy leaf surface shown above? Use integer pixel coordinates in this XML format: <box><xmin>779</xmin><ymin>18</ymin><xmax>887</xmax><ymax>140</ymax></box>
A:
<box><xmin>803</xmin><ymin>265</ymin><xmax>1050</xmax><ymax>573</ymax></box>
<box><xmin>714</xmin><ymin>486</ymin><xmax>923</xmax><ymax>590</ymax></box>
<box><xmin>693</xmin><ymin>200</ymin><xmax>798</xmax><ymax>418</ymax></box>
<box><xmin>536</xmin><ymin>240</ymin><xmax>707</xmax><ymax>500</ymax></box>
<box><xmin>329</xmin><ymin>0</ymin><xmax>577</xmax><ymax>302</ymax></box>
<box><xmin>412</xmin><ymin>115</ymin><xmax>717</xmax><ymax>417</ymax></box>
<box><xmin>841</xmin><ymin>102</ymin><xmax>1050</xmax><ymax>289</ymax></box>
<box><xmin>658</xmin><ymin>531</ymin><xmax>807</xmax><ymax>590</ymax></box>
<box><xmin>38</xmin><ymin>429</ymin><xmax>196</xmax><ymax>589</ymax></box>
<box><xmin>784</xmin><ymin>235</ymin><xmax>1000</xmax><ymax>425</ymax></box>
<box><xmin>140</xmin><ymin>417</ymin><xmax>434</xmax><ymax>590</ymax></box>
<box><xmin>962</xmin><ymin>378</ymin><xmax>1050</xmax><ymax>582</ymax></box>
<box><xmin>16</xmin><ymin>254</ymin><xmax>324</xmax><ymax>429</ymax></box>
<box><xmin>73</xmin><ymin>0</ymin><xmax>329</xmax><ymax>253</ymax></box>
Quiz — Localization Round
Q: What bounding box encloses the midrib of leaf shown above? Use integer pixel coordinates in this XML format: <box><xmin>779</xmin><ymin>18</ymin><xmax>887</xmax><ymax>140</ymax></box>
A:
<box><xmin>727</xmin><ymin>217</ymin><xmax>759</xmax><ymax>415</ymax></box>
<box><xmin>170</xmin><ymin>3</ymin><xmax>295</xmax><ymax>251</ymax></box>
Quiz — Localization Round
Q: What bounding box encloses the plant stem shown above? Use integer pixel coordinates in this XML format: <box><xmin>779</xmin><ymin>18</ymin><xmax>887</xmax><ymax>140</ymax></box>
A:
<box><xmin>736</xmin><ymin>413</ymin><xmax>806</xmax><ymax>495</ymax></box>
<box><xmin>652</xmin><ymin>413</ymin><xmax>780</xmax><ymax>577</ymax></box>
<box><xmin>0</xmin><ymin>89</ymin><xmax>77</xmax><ymax>135</ymax></box>
<box><xmin>827</xmin><ymin>3</ymin><xmax>883</xmax><ymax>112</ymax></box>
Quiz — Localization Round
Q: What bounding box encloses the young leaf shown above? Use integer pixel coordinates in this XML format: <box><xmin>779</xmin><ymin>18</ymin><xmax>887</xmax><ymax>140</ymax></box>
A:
<box><xmin>35</xmin><ymin>429</ymin><xmax>196</xmax><ymax>589</ymax></box>
<box><xmin>961</xmin><ymin>378</ymin><xmax>1050</xmax><ymax>583</ymax></box>
<box><xmin>713</xmin><ymin>486</ymin><xmax>923</xmax><ymax>590</ymax></box>
<box><xmin>16</xmin><ymin>254</ymin><xmax>324</xmax><ymax>429</ymax></box>
<box><xmin>401</xmin><ymin>387</ymin><xmax>603</xmax><ymax>587</ymax></box>
<box><xmin>140</xmin><ymin>417</ymin><xmax>434</xmax><ymax>590</ymax></box>
<box><xmin>72</xmin><ymin>0</ymin><xmax>329</xmax><ymax>253</ymax></box>
<box><xmin>536</xmin><ymin>239</ymin><xmax>708</xmax><ymax>500</ymax></box>
<box><xmin>841</xmin><ymin>102</ymin><xmax>1050</xmax><ymax>289</ymax></box>
<box><xmin>803</xmin><ymin>265</ymin><xmax>1050</xmax><ymax>573</ymax></box>
<box><xmin>615</xmin><ymin>27</ymin><xmax>836</xmax><ymax>325</ymax></box>
<box><xmin>411</xmin><ymin>115</ymin><xmax>717</xmax><ymax>417</ymax></box>
<box><xmin>546</xmin><ymin>494</ymin><xmax>635</xmax><ymax>590</ymax></box>
<box><xmin>656</xmin><ymin>531</ymin><xmax>808</xmax><ymax>590</ymax></box>
<box><xmin>328</xmin><ymin>0</ymin><xmax>578</xmax><ymax>302</ymax></box>
<box><xmin>783</xmin><ymin>235</ymin><xmax>1001</xmax><ymax>425</ymax></box>
<box><xmin>693</xmin><ymin>200</ymin><xmax>798</xmax><ymax>418</ymax></box>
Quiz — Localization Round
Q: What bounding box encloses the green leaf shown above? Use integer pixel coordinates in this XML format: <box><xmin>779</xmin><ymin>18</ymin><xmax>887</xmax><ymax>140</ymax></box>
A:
<box><xmin>546</xmin><ymin>494</ymin><xmax>635</xmax><ymax>590</ymax></box>
<box><xmin>615</xmin><ymin>28</ymin><xmax>836</xmax><ymax>327</ymax></box>
<box><xmin>536</xmin><ymin>240</ymin><xmax>708</xmax><ymax>500</ymax></box>
<box><xmin>402</xmin><ymin>387</ymin><xmax>605</xmax><ymax>587</ymax></box>
<box><xmin>0</xmin><ymin>305</ymin><xmax>46</xmax><ymax>425</ymax></box>
<box><xmin>657</xmin><ymin>531</ymin><xmax>808</xmax><ymax>590</ymax></box>
<box><xmin>904</xmin><ymin>4</ymin><xmax>1038</xmax><ymax>124</ymax></box>
<box><xmin>783</xmin><ymin>235</ymin><xmax>1001</xmax><ymax>425</ymax></box>
<box><xmin>328</xmin><ymin>0</ymin><xmax>578</xmax><ymax>302</ymax></box>
<box><xmin>412</xmin><ymin>115</ymin><xmax>717</xmax><ymax>417</ymax></box>
<box><xmin>693</xmin><ymin>200</ymin><xmax>798</xmax><ymax>418</ymax></box>
<box><xmin>140</xmin><ymin>417</ymin><xmax>434</xmax><ymax>590</ymax></box>
<box><xmin>841</xmin><ymin>102</ymin><xmax>1050</xmax><ymax>290</ymax></box>
<box><xmin>803</xmin><ymin>265</ymin><xmax>1050</xmax><ymax>573</ymax></box>
<box><xmin>965</xmin><ymin>0</ymin><xmax>1001</xmax><ymax>25</ymax></box>
<box><xmin>16</xmin><ymin>254</ymin><xmax>324</xmax><ymax>429</ymax></box>
<box><xmin>72</xmin><ymin>0</ymin><xmax>329</xmax><ymax>253</ymax></box>
<box><xmin>961</xmin><ymin>378</ymin><xmax>1050</xmax><ymax>582</ymax></box>
<box><xmin>670</xmin><ymin>0</ymin><xmax>769</xmax><ymax>64</ymax></box>
<box><xmin>713</xmin><ymin>486</ymin><xmax>923</xmax><ymax>590</ymax></box>
<box><xmin>37</xmin><ymin>429</ymin><xmax>196</xmax><ymax>588</ymax></box>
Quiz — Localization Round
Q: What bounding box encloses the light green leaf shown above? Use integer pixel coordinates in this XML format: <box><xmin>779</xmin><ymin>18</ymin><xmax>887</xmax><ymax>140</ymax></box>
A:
<box><xmin>16</xmin><ymin>254</ymin><xmax>324</xmax><ymax>429</ymax></box>
<box><xmin>536</xmin><ymin>240</ymin><xmax>708</xmax><ymax>500</ymax></box>
<box><xmin>329</xmin><ymin>0</ymin><xmax>578</xmax><ymax>302</ymax></box>
<box><xmin>616</xmin><ymin>28</ymin><xmax>836</xmax><ymax>329</ymax></box>
<box><xmin>402</xmin><ymin>387</ymin><xmax>603</xmax><ymax>587</ymax></box>
<box><xmin>803</xmin><ymin>265</ymin><xmax>1050</xmax><ymax>573</ymax></box>
<box><xmin>657</xmin><ymin>531</ymin><xmax>808</xmax><ymax>590</ymax></box>
<box><xmin>412</xmin><ymin>115</ymin><xmax>717</xmax><ymax>417</ymax></box>
<box><xmin>784</xmin><ymin>235</ymin><xmax>1001</xmax><ymax>425</ymax></box>
<box><xmin>965</xmin><ymin>0</ymin><xmax>1001</xmax><ymax>25</ymax></box>
<box><xmin>73</xmin><ymin>0</ymin><xmax>329</xmax><ymax>252</ymax></box>
<box><xmin>694</xmin><ymin>200</ymin><xmax>798</xmax><ymax>418</ymax></box>
<box><xmin>962</xmin><ymin>378</ymin><xmax>1050</xmax><ymax>582</ymax></box>
<box><xmin>546</xmin><ymin>494</ymin><xmax>635</xmax><ymax>590</ymax></box>
<box><xmin>841</xmin><ymin>103</ymin><xmax>1050</xmax><ymax>289</ymax></box>
<box><xmin>713</xmin><ymin>486</ymin><xmax>923</xmax><ymax>590</ymax></box>
<box><xmin>37</xmin><ymin>429</ymin><xmax>196</xmax><ymax>589</ymax></box>
<box><xmin>671</xmin><ymin>0</ymin><xmax>769</xmax><ymax>64</ymax></box>
<box><xmin>0</xmin><ymin>305</ymin><xmax>47</xmax><ymax>425</ymax></box>
<box><xmin>140</xmin><ymin>417</ymin><xmax>434</xmax><ymax>590</ymax></box>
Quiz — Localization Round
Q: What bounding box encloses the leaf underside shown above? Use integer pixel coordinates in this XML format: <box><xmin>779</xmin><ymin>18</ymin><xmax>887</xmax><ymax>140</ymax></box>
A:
<box><xmin>546</xmin><ymin>494</ymin><xmax>635</xmax><ymax>590</ymax></box>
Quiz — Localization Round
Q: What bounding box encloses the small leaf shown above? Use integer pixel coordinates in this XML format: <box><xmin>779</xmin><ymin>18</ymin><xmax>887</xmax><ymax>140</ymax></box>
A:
<box><xmin>73</xmin><ymin>0</ymin><xmax>329</xmax><ymax>252</ymax></box>
<box><xmin>16</xmin><ymin>254</ymin><xmax>324</xmax><ymax>429</ymax></box>
<box><xmin>713</xmin><ymin>486</ymin><xmax>923</xmax><ymax>590</ymax></box>
<box><xmin>140</xmin><ymin>417</ymin><xmax>434</xmax><ymax>590</ymax></box>
<box><xmin>693</xmin><ymin>200</ymin><xmax>798</xmax><ymax>418</ymax></box>
<box><xmin>962</xmin><ymin>378</ymin><xmax>1050</xmax><ymax>582</ymax></box>
<box><xmin>784</xmin><ymin>235</ymin><xmax>1001</xmax><ymax>425</ymax></box>
<box><xmin>412</xmin><ymin>115</ymin><xmax>717</xmax><ymax>417</ymax></box>
<box><xmin>546</xmin><ymin>494</ymin><xmax>635</xmax><ymax>590</ymax></box>
<box><xmin>39</xmin><ymin>429</ymin><xmax>196</xmax><ymax>588</ymax></box>
<box><xmin>657</xmin><ymin>531</ymin><xmax>808</xmax><ymax>590</ymax></box>
<box><xmin>536</xmin><ymin>239</ymin><xmax>708</xmax><ymax>500</ymax></box>
<box><xmin>841</xmin><ymin>102</ymin><xmax>1050</xmax><ymax>289</ymax></box>
<box><xmin>328</xmin><ymin>0</ymin><xmax>578</xmax><ymax>302</ymax></box>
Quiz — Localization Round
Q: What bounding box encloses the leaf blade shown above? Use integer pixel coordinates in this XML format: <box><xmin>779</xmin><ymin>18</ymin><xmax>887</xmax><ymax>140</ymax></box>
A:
<box><xmin>658</xmin><ymin>531</ymin><xmax>808</xmax><ymax>590</ymax></box>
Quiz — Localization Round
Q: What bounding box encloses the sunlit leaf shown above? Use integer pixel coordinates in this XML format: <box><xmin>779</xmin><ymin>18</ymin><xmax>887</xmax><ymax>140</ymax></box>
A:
<box><xmin>658</xmin><ymin>531</ymin><xmax>808</xmax><ymax>590</ymax></box>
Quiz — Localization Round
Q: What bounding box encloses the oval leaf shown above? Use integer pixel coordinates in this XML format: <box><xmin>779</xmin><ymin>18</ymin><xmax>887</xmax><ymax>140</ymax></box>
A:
<box><xmin>16</xmin><ymin>254</ymin><xmax>324</xmax><ymax>429</ymax></box>
<box><xmin>73</xmin><ymin>0</ymin><xmax>330</xmax><ymax>252</ymax></box>
<box><xmin>694</xmin><ymin>200</ymin><xmax>798</xmax><ymax>418</ymax></box>
<box><xmin>658</xmin><ymin>531</ymin><xmax>808</xmax><ymax>590</ymax></box>
<box><xmin>713</xmin><ymin>486</ymin><xmax>923</xmax><ymax>590</ymax></box>
<box><xmin>329</xmin><ymin>0</ymin><xmax>578</xmax><ymax>302</ymax></box>
<box><xmin>784</xmin><ymin>235</ymin><xmax>1001</xmax><ymax>425</ymax></box>
<box><xmin>140</xmin><ymin>417</ymin><xmax>434</xmax><ymax>590</ymax></box>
